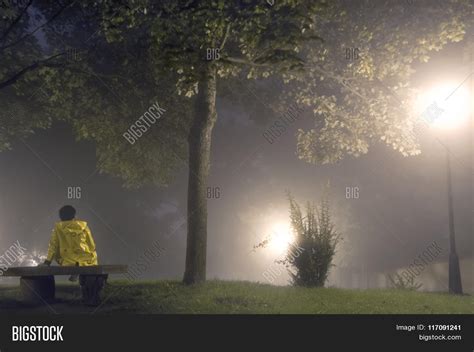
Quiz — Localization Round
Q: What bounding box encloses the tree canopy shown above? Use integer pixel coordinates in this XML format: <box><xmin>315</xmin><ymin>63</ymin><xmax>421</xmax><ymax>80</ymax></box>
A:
<box><xmin>2</xmin><ymin>0</ymin><xmax>472</xmax><ymax>175</ymax></box>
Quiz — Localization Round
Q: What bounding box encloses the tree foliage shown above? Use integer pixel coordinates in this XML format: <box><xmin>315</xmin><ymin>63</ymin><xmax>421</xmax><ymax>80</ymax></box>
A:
<box><xmin>1</xmin><ymin>0</ymin><xmax>472</xmax><ymax>176</ymax></box>
<box><xmin>290</xmin><ymin>0</ymin><xmax>472</xmax><ymax>163</ymax></box>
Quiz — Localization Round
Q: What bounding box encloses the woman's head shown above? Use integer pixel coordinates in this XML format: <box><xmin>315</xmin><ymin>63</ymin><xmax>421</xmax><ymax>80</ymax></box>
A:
<box><xmin>59</xmin><ymin>205</ymin><xmax>76</xmax><ymax>221</ymax></box>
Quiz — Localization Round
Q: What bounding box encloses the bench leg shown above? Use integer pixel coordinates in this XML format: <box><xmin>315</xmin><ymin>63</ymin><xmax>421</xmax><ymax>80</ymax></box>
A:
<box><xmin>20</xmin><ymin>276</ymin><xmax>55</xmax><ymax>304</ymax></box>
<box><xmin>79</xmin><ymin>274</ymin><xmax>108</xmax><ymax>306</ymax></box>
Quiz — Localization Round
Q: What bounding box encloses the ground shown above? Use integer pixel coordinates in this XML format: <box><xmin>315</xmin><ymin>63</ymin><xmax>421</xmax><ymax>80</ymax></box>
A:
<box><xmin>0</xmin><ymin>280</ymin><xmax>472</xmax><ymax>314</ymax></box>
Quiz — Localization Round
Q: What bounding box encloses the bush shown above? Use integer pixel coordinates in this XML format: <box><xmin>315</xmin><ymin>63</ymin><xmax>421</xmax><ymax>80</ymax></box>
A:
<box><xmin>280</xmin><ymin>193</ymin><xmax>341</xmax><ymax>287</ymax></box>
<box><xmin>386</xmin><ymin>273</ymin><xmax>423</xmax><ymax>291</ymax></box>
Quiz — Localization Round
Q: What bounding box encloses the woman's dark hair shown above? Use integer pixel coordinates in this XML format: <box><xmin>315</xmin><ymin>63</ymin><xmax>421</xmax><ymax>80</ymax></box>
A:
<box><xmin>59</xmin><ymin>205</ymin><xmax>76</xmax><ymax>221</ymax></box>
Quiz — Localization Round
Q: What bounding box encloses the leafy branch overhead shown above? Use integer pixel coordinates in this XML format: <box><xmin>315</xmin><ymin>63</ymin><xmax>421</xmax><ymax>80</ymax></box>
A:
<box><xmin>1</xmin><ymin>1</ymin><xmax>472</xmax><ymax>174</ymax></box>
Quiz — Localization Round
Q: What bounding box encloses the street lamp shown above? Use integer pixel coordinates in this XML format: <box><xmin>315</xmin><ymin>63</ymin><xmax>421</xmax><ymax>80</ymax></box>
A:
<box><xmin>417</xmin><ymin>81</ymin><xmax>470</xmax><ymax>295</ymax></box>
<box><xmin>445</xmin><ymin>147</ymin><xmax>463</xmax><ymax>294</ymax></box>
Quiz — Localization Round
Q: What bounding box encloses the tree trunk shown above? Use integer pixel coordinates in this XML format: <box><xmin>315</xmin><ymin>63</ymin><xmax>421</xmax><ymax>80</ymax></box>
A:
<box><xmin>183</xmin><ymin>67</ymin><xmax>217</xmax><ymax>285</ymax></box>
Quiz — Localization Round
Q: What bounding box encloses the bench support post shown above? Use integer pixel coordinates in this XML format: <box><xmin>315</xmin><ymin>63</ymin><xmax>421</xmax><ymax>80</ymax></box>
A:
<box><xmin>79</xmin><ymin>274</ymin><xmax>108</xmax><ymax>306</ymax></box>
<box><xmin>20</xmin><ymin>276</ymin><xmax>55</xmax><ymax>304</ymax></box>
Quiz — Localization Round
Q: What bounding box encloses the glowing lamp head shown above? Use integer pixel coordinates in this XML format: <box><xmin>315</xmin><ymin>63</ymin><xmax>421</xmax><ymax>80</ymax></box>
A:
<box><xmin>416</xmin><ymin>82</ymin><xmax>471</xmax><ymax>130</ymax></box>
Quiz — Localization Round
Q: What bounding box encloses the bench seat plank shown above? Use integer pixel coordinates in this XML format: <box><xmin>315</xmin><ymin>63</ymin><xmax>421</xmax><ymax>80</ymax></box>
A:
<box><xmin>2</xmin><ymin>265</ymin><xmax>127</xmax><ymax>277</ymax></box>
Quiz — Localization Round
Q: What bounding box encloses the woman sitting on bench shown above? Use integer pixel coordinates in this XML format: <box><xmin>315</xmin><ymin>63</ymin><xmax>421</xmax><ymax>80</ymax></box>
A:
<box><xmin>40</xmin><ymin>205</ymin><xmax>98</xmax><ymax>282</ymax></box>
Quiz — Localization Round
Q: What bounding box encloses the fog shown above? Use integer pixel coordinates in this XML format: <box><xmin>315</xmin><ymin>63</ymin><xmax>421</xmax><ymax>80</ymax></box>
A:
<box><xmin>0</xmin><ymin>41</ymin><xmax>472</xmax><ymax>293</ymax></box>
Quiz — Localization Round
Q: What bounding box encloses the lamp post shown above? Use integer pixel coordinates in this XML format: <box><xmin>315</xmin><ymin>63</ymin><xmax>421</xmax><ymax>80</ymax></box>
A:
<box><xmin>445</xmin><ymin>148</ymin><xmax>463</xmax><ymax>294</ymax></box>
<box><xmin>418</xmin><ymin>82</ymin><xmax>469</xmax><ymax>295</ymax></box>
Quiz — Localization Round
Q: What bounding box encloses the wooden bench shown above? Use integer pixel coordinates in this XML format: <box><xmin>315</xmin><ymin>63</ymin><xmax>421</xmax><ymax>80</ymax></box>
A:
<box><xmin>2</xmin><ymin>265</ymin><xmax>127</xmax><ymax>306</ymax></box>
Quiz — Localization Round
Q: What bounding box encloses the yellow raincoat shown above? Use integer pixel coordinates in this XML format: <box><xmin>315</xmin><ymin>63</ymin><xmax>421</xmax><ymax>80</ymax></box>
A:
<box><xmin>46</xmin><ymin>220</ymin><xmax>98</xmax><ymax>266</ymax></box>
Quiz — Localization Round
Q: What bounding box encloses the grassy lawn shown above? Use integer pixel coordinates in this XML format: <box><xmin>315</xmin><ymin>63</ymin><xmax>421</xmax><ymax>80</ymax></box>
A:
<box><xmin>0</xmin><ymin>280</ymin><xmax>472</xmax><ymax>314</ymax></box>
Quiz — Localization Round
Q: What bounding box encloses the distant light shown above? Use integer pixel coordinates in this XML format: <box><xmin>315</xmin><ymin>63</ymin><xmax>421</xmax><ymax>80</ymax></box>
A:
<box><xmin>16</xmin><ymin>250</ymin><xmax>46</xmax><ymax>267</ymax></box>
<box><xmin>416</xmin><ymin>82</ymin><xmax>471</xmax><ymax>130</ymax></box>
<box><xmin>267</xmin><ymin>222</ymin><xmax>294</xmax><ymax>255</ymax></box>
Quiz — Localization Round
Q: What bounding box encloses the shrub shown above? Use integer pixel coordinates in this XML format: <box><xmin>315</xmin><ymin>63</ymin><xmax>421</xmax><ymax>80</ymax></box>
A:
<box><xmin>386</xmin><ymin>273</ymin><xmax>423</xmax><ymax>291</ymax></box>
<box><xmin>280</xmin><ymin>193</ymin><xmax>341</xmax><ymax>287</ymax></box>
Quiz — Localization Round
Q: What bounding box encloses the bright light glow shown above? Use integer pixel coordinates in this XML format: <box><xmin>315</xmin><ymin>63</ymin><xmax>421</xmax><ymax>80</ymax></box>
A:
<box><xmin>16</xmin><ymin>250</ymin><xmax>46</xmax><ymax>266</ymax></box>
<box><xmin>415</xmin><ymin>82</ymin><xmax>471</xmax><ymax>129</ymax></box>
<box><xmin>267</xmin><ymin>222</ymin><xmax>294</xmax><ymax>254</ymax></box>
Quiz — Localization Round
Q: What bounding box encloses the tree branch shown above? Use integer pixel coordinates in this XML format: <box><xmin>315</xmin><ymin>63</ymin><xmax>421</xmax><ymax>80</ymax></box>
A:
<box><xmin>0</xmin><ymin>52</ymin><xmax>66</xmax><ymax>90</ymax></box>
<box><xmin>304</xmin><ymin>63</ymin><xmax>368</xmax><ymax>102</ymax></box>
<box><xmin>0</xmin><ymin>0</ymin><xmax>34</xmax><ymax>44</ymax></box>
<box><xmin>221</xmin><ymin>56</ymin><xmax>271</xmax><ymax>67</ymax></box>
<box><xmin>219</xmin><ymin>23</ymin><xmax>231</xmax><ymax>51</ymax></box>
<box><xmin>1</xmin><ymin>1</ymin><xmax>75</xmax><ymax>52</ymax></box>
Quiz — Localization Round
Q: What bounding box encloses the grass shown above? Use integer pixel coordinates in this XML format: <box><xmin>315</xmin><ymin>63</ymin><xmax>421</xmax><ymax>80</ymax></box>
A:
<box><xmin>0</xmin><ymin>280</ymin><xmax>472</xmax><ymax>314</ymax></box>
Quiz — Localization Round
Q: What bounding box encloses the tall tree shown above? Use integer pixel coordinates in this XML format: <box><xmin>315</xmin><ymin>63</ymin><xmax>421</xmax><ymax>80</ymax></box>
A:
<box><xmin>96</xmin><ymin>0</ymin><xmax>325</xmax><ymax>284</ymax></box>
